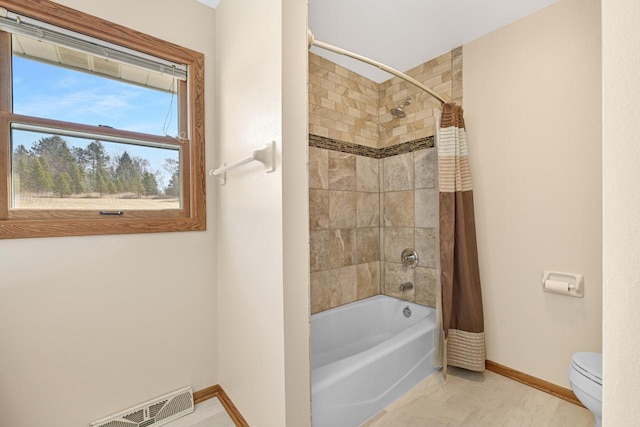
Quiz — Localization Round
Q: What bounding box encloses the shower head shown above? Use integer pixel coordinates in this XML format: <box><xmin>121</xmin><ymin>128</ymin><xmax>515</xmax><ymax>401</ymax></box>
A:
<box><xmin>390</xmin><ymin>106</ymin><xmax>406</xmax><ymax>119</ymax></box>
<box><xmin>391</xmin><ymin>97</ymin><xmax>412</xmax><ymax>119</ymax></box>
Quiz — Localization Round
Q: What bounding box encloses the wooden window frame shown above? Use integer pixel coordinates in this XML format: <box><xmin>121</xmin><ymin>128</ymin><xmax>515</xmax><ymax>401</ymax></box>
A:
<box><xmin>0</xmin><ymin>0</ymin><xmax>206</xmax><ymax>239</ymax></box>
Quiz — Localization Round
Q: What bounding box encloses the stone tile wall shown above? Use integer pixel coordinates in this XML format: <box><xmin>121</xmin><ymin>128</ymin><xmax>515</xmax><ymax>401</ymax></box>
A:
<box><xmin>379</xmin><ymin>47</ymin><xmax>462</xmax><ymax>147</ymax></box>
<box><xmin>308</xmin><ymin>47</ymin><xmax>462</xmax><ymax>313</ymax></box>
<box><xmin>309</xmin><ymin>53</ymin><xmax>379</xmax><ymax>148</ymax></box>
<box><xmin>310</xmin><ymin>49</ymin><xmax>461</xmax><ymax>151</ymax></box>
<box><xmin>308</xmin><ymin>143</ymin><xmax>440</xmax><ymax>313</ymax></box>
<box><xmin>380</xmin><ymin>149</ymin><xmax>438</xmax><ymax>306</ymax></box>
<box><xmin>309</xmin><ymin>146</ymin><xmax>381</xmax><ymax>314</ymax></box>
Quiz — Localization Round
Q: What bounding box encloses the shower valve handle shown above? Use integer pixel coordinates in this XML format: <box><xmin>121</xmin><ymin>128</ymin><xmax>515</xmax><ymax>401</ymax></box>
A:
<box><xmin>401</xmin><ymin>248</ymin><xmax>419</xmax><ymax>268</ymax></box>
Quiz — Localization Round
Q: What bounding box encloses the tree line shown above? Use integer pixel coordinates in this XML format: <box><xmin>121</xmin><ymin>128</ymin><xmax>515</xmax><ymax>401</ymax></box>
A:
<box><xmin>12</xmin><ymin>135</ymin><xmax>180</xmax><ymax>198</ymax></box>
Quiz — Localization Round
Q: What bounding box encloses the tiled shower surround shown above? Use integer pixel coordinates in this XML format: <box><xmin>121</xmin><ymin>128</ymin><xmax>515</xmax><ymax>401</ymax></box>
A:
<box><xmin>309</xmin><ymin>49</ymin><xmax>462</xmax><ymax>314</ymax></box>
<box><xmin>309</xmin><ymin>146</ymin><xmax>381</xmax><ymax>314</ymax></box>
<box><xmin>309</xmin><ymin>48</ymin><xmax>462</xmax><ymax>149</ymax></box>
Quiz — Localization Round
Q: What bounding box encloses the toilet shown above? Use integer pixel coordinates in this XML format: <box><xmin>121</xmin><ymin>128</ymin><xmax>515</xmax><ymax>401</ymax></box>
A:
<box><xmin>569</xmin><ymin>352</ymin><xmax>602</xmax><ymax>427</ymax></box>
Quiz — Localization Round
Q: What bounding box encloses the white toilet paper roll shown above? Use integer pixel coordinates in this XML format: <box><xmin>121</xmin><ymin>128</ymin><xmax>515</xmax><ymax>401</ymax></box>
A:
<box><xmin>544</xmin><ymin>279</ymin><xmax>571</xmax><ymax>293</ymax></box>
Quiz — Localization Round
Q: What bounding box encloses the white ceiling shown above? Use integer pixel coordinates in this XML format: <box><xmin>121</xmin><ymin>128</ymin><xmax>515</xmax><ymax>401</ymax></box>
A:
<box><xmin>197</xmin><ymin>0</ymin><xmax>220</xmax><ymax>9</ymax></box>
<box><xmin>309</xmin><ymin>0</ymin><xmax>559</xmax><ymax>82</ymax></box>
<box><xmin>198</xmin><ymin>0</ymin><xmax>559</xmax><ymax>83</ymax></box>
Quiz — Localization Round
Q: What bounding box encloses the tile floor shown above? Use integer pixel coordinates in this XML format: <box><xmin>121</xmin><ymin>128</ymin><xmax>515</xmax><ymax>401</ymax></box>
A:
<box><xmin>362</xmin><ymin>368</ymin><xmax>594</xmax><ymax>427</ymax></box>
<box><xmin>180</xmin><ymin>368</ymin><xmax>594</xmax><ymax>427</ymax></box>
<box><xmin>168</xmin><ymin>397</ymin><xmax>235</xmax><ymax>427</ymax></box>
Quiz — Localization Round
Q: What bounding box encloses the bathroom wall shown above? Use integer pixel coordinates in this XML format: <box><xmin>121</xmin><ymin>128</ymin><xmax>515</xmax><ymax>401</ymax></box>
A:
<box><xmin>602</xmin><ymin>0</ymin><xmax>640</xmax><ymax>422</ymax></box>
<box><xmin>309</xmin><ymin>53</ymin><xmax>379</xmax><ymax>148</ymax></box>
<box><xmin>281</xmin><ymin>0</ymin><xmax>312</xmax><ymax>423</ymax></box>
<box><xmin>379</xmin><ymin>48</ymin><xmax>461</xmax><ymax>147</ymax></box>
<box><xmin>309</xmin><ymin>145</ymin><xmax>382</xmax><ymax>314</ymax></box>
<box><xmin>0</xmin><ymin>2</ymin><xmax>218</xmax><ymax>427</ymax></box>
<box><xmin>216</xmin><ymin>0</ymin><xmax>310</xmax><ymax>425</ymax></box>
<box><xmin>308</xmin><ymin>50</ymin><xmax>457</xmax><ymax>313</ymax></box>
<box><xmin>377</xmin><ymin>51</ymin><xmax>460</xmax><ymax>306</ymax></box>
<box><xmin>309</xmin><ymin>54</ymin><xmax>382</xmax><ymax>314</ymax></box>
<box><xmin>309</xmin><ymin>49</ymin><xmax>458</xmax><ymax>149</ymax></box>
<box><xmin>463</xmin><ymin>0</ymin><xmax>602</xmax><ymax>388</ymax></box>
<box><xmin>380</xmin><ymin>148</ymin><xmax>439</xmax><ymax>306</ymax></box>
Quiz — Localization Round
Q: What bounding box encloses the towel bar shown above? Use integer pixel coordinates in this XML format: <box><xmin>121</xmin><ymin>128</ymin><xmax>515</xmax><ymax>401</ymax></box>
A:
<box><xmin>209</xmin><ymin>141</ymin><xmax>275</xmax><ymax>184</ymax></box>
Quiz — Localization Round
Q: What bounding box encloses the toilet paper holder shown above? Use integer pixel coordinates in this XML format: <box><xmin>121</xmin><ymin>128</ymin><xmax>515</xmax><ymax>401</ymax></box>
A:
<box><xmin>542</xmin><ymin>270</ymin><xmax>584</xmax><ymax>298</ymax></box>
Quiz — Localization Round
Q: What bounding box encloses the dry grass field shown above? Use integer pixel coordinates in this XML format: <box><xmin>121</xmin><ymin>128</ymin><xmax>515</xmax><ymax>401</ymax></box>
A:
<box><xmin>14</xmin><ymin>193</ymin><xmax>180</xmax><ymax>210</ymax></box>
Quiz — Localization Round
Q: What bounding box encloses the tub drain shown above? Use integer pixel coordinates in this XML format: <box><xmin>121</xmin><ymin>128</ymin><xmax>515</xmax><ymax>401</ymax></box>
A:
<box><xmin>403</xmin><ymin>306</ymin><xmax>412</xmax><ymax>318</ymax></box>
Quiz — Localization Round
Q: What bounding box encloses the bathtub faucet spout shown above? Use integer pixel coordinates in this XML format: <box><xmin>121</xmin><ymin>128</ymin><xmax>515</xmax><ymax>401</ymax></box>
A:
<box><xmin>399</xmin><ymin>282</ymin><xmax>414</xmax><ymax>292</ymax></box>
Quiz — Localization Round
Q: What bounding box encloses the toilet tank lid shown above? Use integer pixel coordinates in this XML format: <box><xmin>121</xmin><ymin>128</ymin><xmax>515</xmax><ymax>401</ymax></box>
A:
<box><xmin>572</xmin><ymin>352</ymin><xmax>602</xmax><ymax>381</ymax></box>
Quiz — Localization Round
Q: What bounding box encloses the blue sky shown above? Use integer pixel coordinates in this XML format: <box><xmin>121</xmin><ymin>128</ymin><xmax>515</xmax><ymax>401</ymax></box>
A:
<box><xmin>12</xmin><ymin>55</ymin><xmax>180</xmax><ymax>185</ymax></box>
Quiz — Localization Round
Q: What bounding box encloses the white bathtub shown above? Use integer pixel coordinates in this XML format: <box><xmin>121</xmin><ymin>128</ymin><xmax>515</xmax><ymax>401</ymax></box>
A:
<box><xmin>311</xmin><ymin>295</ymin><xmax>437</xmax><ymax>427</ymax></box>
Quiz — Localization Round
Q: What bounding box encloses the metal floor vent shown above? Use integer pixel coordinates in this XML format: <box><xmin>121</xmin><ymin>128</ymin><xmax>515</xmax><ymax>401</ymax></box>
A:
<box><xmin>90</xmin><ymin>386</ymin><xmax>194</xmax><ymax>427</ymax></box>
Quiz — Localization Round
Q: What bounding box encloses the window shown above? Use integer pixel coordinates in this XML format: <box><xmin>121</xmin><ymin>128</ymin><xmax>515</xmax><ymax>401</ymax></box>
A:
<box><xmin>0</xmin><ymin>0</ymin><xmax>206</xmax><ymax>238</ymax></box>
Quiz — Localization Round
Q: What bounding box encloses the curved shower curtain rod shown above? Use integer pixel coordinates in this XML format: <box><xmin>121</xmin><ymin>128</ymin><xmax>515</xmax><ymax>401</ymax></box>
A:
<box><xmin>307</xmin><ymin>29</ymin><xmax>446</xmax><ymax>105</ymax></box>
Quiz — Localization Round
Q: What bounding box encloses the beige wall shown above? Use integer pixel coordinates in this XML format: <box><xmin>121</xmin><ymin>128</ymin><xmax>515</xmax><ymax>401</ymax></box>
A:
<box><xmin>463</xmin><ymin>0</ymin><xmax>602</xmax><ymax>388</ymax></box>
<box><xmin>602</xmin><ymin>0</ymin><xmax>640</xmax><ymax>424</ymax></box>
<box><xmin>282</xmin><ymin>0</ymin><xmax>312</xmax><ymax>423</ymax></box>
<box><xmin>0</xmin><ymin>1</ymin><xmax>218</xmax><ymax>427</ymax></box>
<box><xmin>216</xmin><ymin>0</ymin><xmax>310</xmax><ymax>425</ymax></box>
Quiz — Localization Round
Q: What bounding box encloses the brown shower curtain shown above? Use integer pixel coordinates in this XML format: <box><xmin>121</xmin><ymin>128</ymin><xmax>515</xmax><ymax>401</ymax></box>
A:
<box><xmin>438</xmin><ymin>103</ymin><xmax>486</xmax><ymax>372</ymax></box>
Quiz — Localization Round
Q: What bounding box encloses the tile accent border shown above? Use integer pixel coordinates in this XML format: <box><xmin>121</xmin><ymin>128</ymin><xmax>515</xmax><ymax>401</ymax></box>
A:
<box><xmin>309</xmin><ymin>134</ymin><xmax>434</xmax><ymax>159</ymax></box>
<box><xmin>194</xmin><ymin>384</ymin><xmax>249</xmax><ymax>426</ymax></box>
<box><xmin>485</xmin><ymin>360</ymin><xmax>584</xmax><ymax>408</ymax></box>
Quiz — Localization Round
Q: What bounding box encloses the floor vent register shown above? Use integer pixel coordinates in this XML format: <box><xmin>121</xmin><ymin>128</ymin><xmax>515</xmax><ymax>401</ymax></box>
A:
<box><xmin>90</xmin><ymin>386</ymin><xmax>194</xmax><ymax>427</ymax></box>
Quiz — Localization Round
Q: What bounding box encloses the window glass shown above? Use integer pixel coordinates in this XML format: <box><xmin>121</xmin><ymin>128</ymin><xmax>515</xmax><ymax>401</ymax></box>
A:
<box><xmin>0</xmin><ymin>0</ymin><xmax>205</xmax><ymax>239</ymax></box>
<box><xmin>11</xmin><ymin>128</ymin><xmax>181</xmax><ymax>210</ymax></box>
<box><xmin>12</xmin><ymin>38</ymin><xmax>179</xmax><ymax>137</ymax></box>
